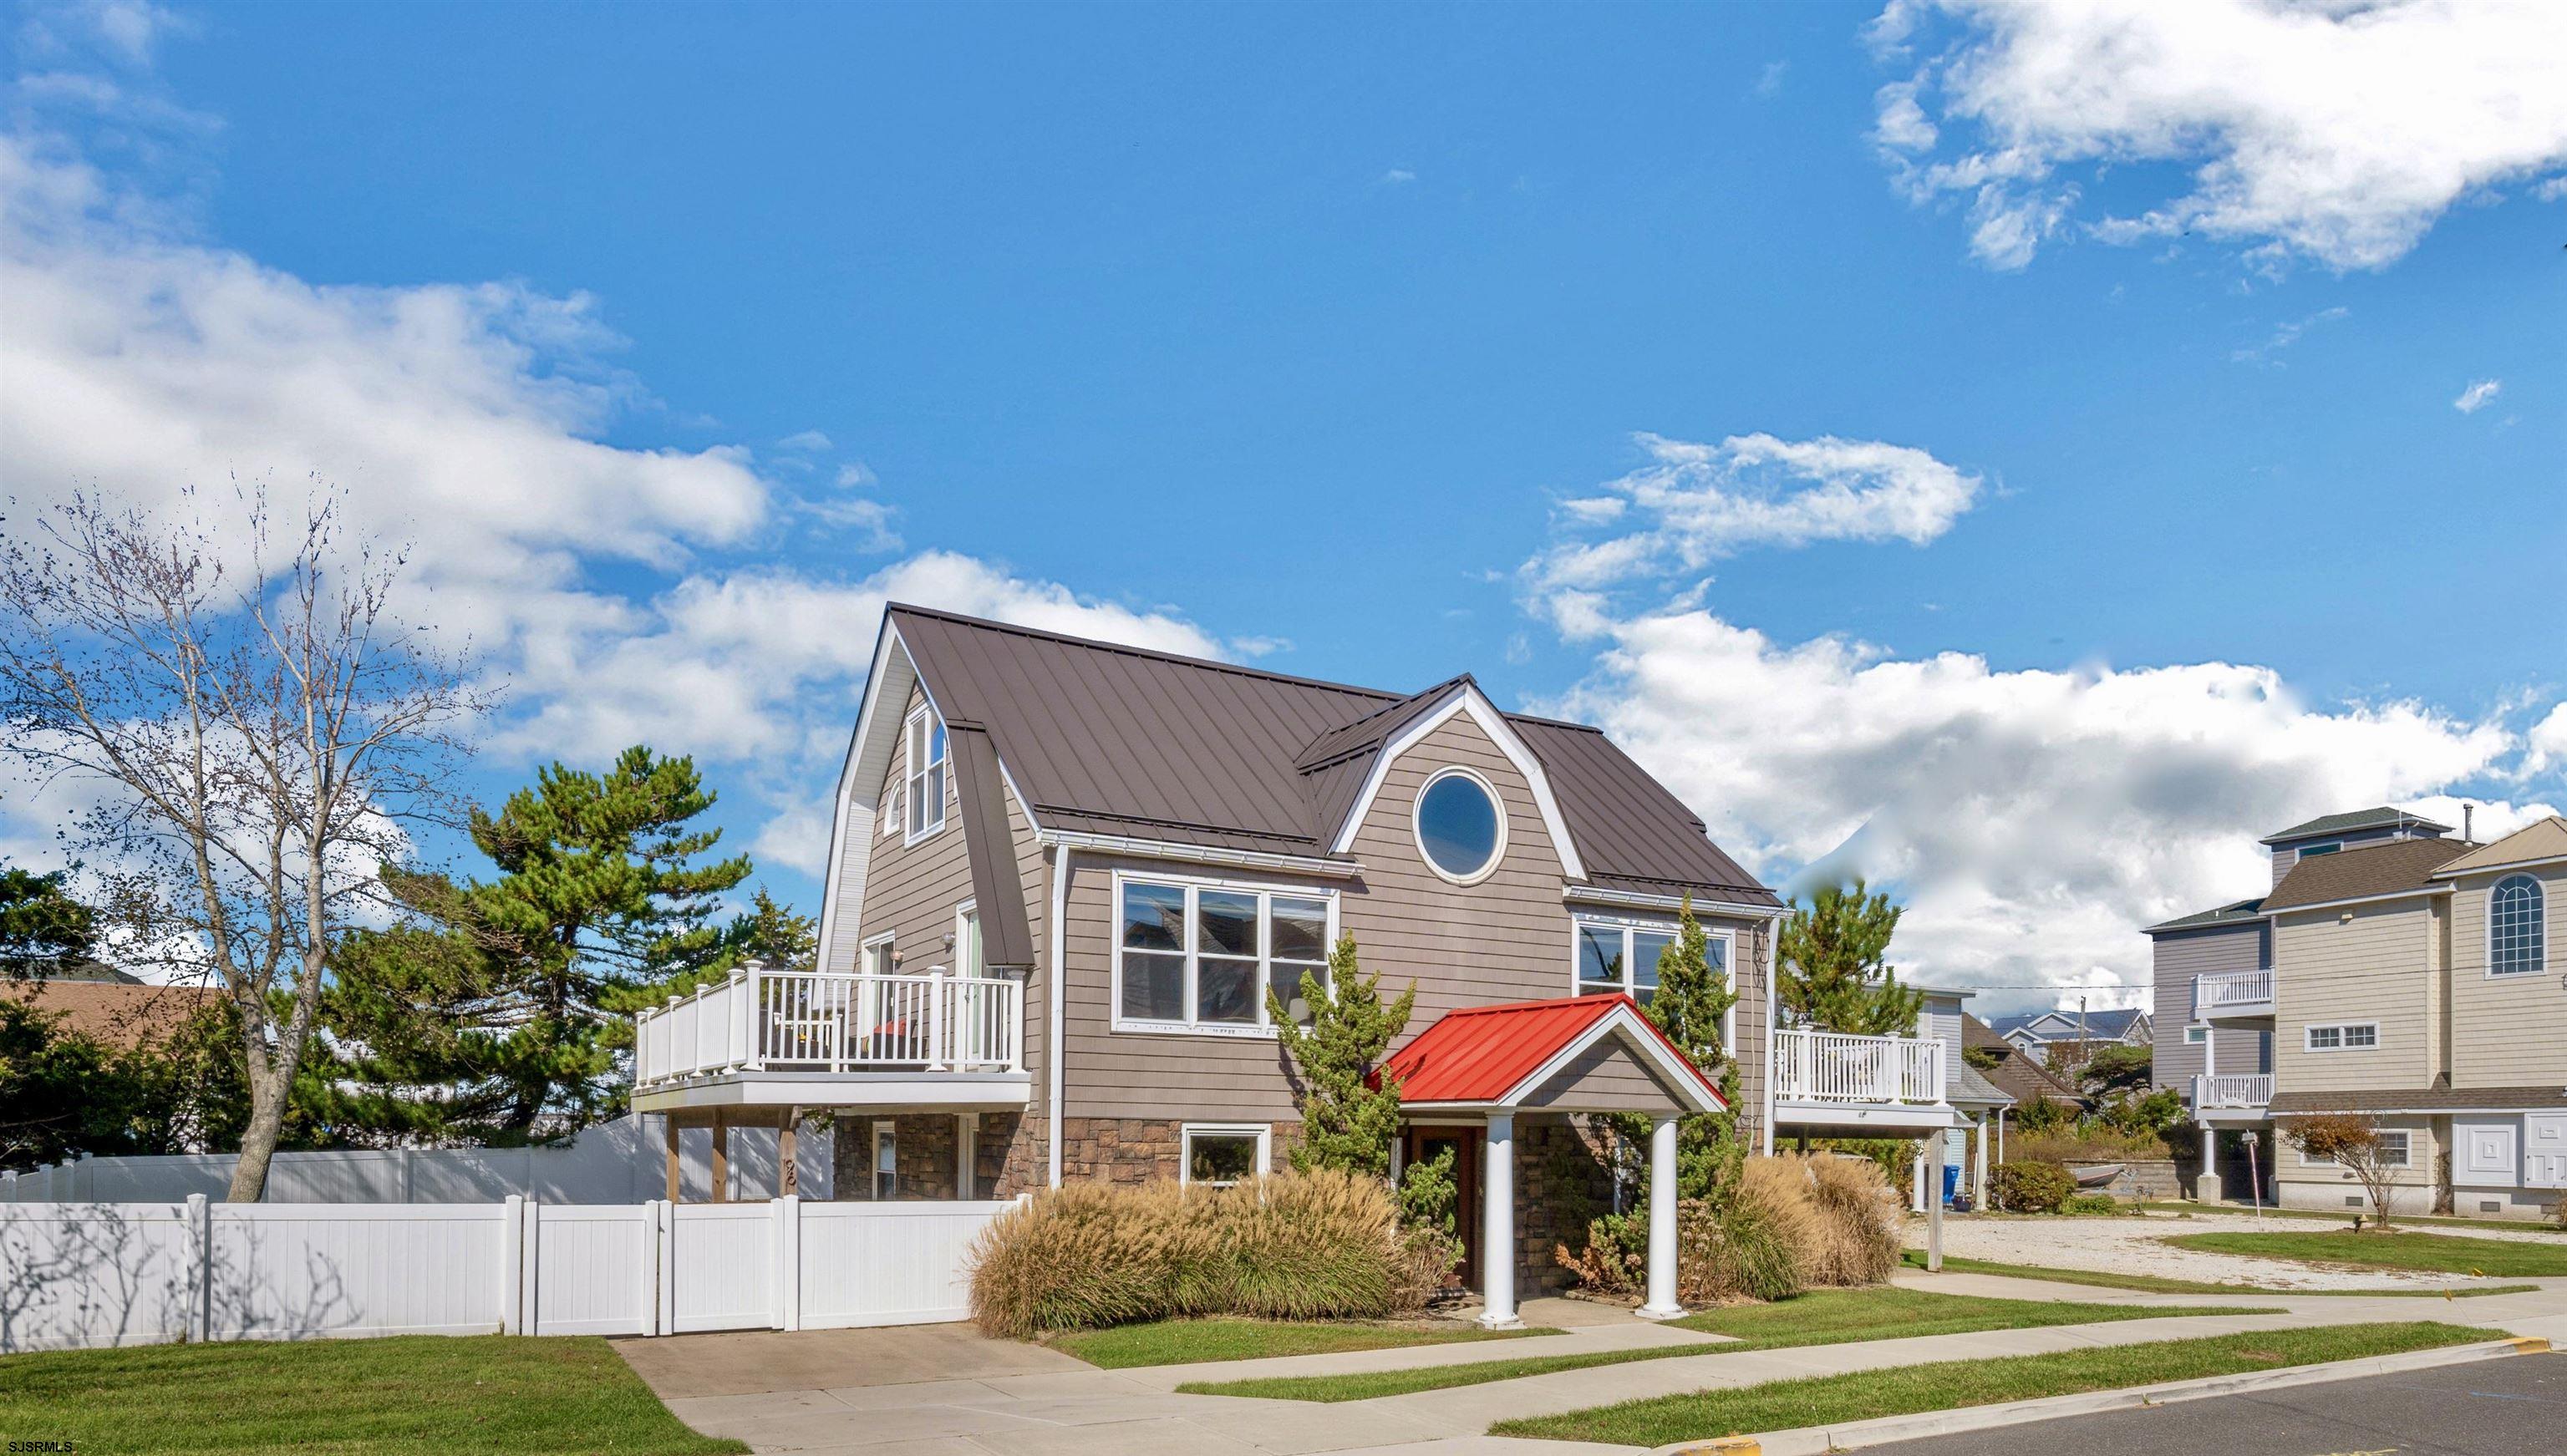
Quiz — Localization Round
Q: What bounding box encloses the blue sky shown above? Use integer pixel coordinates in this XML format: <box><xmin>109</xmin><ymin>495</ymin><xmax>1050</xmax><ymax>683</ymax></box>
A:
<box><xmin>5</xmin><ymin>0</ymin><xmax>2563</xmax><ymax>1007</ymax></box>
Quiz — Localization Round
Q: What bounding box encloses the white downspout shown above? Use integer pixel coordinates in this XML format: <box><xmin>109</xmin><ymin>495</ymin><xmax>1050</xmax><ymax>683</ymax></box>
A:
<box><xmin>1761</xmin><ymin>912</ymin><xmax>1780</xmax><ymax>1156</ymax></box>
<box><xmin>1047</xmin><ymin>842</ymin><xmax>1070</xmax><ymax>1189</ymax></box>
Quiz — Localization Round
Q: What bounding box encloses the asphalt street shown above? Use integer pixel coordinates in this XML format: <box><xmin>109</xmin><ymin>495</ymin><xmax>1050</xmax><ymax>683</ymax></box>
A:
<box><xmin>1862</xmin><ymin>1352</ymin><xmax>2567</xmax><ymax>1456</ymax></box>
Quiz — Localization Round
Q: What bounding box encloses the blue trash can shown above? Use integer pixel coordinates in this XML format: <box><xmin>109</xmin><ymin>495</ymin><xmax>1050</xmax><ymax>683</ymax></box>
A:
<box><xmin>1940</xmin><ymin>1164</ymin><xmax>1961</xmax><ymax>1209</ymax></box>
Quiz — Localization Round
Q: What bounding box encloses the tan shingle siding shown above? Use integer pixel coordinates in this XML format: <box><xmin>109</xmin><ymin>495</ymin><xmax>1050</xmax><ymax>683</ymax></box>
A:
<box><xmin>2444</xmin><ymin>863</ymin><xmax>2566</xmax><ymax>1088</ymax></box>
<box><xmin>2273</xmin><ymin>900</ymin><xmax>2432</xmax><ymax>1095</ymax></box>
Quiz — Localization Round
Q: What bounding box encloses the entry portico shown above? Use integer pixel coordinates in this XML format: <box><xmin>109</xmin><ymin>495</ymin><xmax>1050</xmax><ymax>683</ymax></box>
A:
<box><xmin>1377</xmin><ymin>993</ymin><xmax>1728</xmax><ymax>1327</ymax></box>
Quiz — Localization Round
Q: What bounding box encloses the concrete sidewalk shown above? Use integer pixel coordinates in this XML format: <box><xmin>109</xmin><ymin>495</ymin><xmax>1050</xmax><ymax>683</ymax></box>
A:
<box><xmin>623</xmin><ymin>1275</ymin><xmax>2567</xmax><ymax>1456</ymax></box>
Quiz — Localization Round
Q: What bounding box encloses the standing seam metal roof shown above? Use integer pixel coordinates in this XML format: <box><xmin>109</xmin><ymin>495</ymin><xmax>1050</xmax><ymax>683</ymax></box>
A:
<box><xmin>887</xmin><ymin>605</ymin><xmax>1779</xmax><ymax>905</ymax></box>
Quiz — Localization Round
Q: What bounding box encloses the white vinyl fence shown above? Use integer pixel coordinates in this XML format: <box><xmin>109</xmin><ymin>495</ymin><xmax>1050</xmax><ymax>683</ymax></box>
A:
<box><xmin>0</xmin><ymin>1195</ymin><xmax>1004</xmax><ymax>1352</ymax></box>
<box><xmin>2</xmin><ymin>1113</ymin><xmax>832</xmax><ymax>1205</ymax></box>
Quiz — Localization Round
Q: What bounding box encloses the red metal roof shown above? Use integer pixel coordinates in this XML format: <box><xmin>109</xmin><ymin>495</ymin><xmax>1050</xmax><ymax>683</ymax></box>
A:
<box><xmin>1376</xmin><ymin>994</ymin><xmax>1726</xmax><ymax>1109</ymax></box>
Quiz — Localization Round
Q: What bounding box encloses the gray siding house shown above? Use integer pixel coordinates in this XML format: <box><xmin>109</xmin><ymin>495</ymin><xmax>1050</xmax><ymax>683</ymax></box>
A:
<box><xmin>2147</xmin><ymin>807</ymin><xmax>2566</xmax><ymax>1220</ymax></box>
<box><xmin>630</xmin><ymin>606</ymin><xmax>1951</xmax><ymax>1322</ymax></box>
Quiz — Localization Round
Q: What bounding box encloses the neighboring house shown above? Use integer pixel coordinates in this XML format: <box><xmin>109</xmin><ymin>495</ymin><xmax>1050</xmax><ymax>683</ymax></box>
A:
<box><xmin>637</xmin><ymin>604</ymin><xmax>1945</xmax><ymax>1327</ymax></box>
<box><xmin>2147</xmin><ymin>806</ymin><xmax>2566</xmax><ymax>1220</ymax></box>
<box><xmin>1988</xmin><ymin>1007</ymin><xmax>2153</xmax><ymax>1068</ymax></box>
<box><xmin>0</xmin><ymin>977</ymin><xmax>217</xmax><ymax>1051</ymax></box>
<box><xmin>1961</xmin><ymin>1013</ymin><xmax>2079</xmax><ymax>1110</ymax></box>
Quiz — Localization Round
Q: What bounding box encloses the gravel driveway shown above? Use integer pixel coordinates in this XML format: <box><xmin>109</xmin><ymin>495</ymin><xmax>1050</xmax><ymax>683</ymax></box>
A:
<box><xmin>1907</xmin><ymin>1211</ymin><xmax>2563</xmax><ymax>1290</ymax></box>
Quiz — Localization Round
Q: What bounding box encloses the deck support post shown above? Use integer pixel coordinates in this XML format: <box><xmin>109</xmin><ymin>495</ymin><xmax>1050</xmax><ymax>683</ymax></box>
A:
<box><xmin>663</xmin><ymin>1113</ymin><xmax>682</xmax><ymax>1205</ymax></box>
<box><xmin>779</xmin><ymin>1108</ymin><xmax>799</xmax><ymax>1200</ymax></box>
<box><xmin>2198</xmin><ymin>1122</ymin><xmax>2223</xmax><ymax>1204</ymax></box>
<box><xmin>1972</xmin><ymin>1111</ymin><xmax>1990</xmax><ymax>1210</ymax></box>
<box><xmin>1477</xmin><ymin>1113</ymin><xmax>1520</xmax><ymax>1330</ymax></box>
<box><xmin>1635</xmin><ymin>1114</ymin><xmax>1684</xmax><ymax>1320</ymax></box>
<box><xmin>1924</xmin><ymin>1134</ymin><xmax>1944</xmax><ymax>1271</ymax></box>
<box><xmin>710</xmin><ymin>1111</ymin><xmax>729</xmax><ymax>1203</ymax></box>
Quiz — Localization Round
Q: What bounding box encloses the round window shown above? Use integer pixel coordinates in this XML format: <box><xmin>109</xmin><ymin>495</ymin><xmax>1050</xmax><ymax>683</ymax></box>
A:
<box><xmin>1414</xmin><ymin>769</ymin><xmax>1504</xmax><ymax>883</ymax></box>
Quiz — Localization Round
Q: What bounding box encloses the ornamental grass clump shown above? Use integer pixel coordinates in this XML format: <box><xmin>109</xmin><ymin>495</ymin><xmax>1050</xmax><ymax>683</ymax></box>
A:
<box><xmin>1799</xmin><ymin>1153</ymin><xmax>1903</xmax><ymax>1286</ymax></box>
<box><xmin>967</xmin><ymin>1169</ymin><xmax>1408</xmax><ymax>1337</ymax></box>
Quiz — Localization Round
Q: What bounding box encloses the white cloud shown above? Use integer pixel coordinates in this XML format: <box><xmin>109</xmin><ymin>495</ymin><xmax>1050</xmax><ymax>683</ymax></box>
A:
<box><xmin>2231</xmin><ymin>306</ymin><xmax>2347</xmax><ymax>366</ymax></box>
<box><xmin>834</xmin><ymin>461</ymin><xmax>877</xmax><ymax>488</ymax></box>
<box><xmin>1752</xmin><ymin>61</ymin><xmax>1788</xmax><ymax>99</ymax></box>
<box><xmin>1228</xmin><ymin>635</ymin><xmax>1292</xmax><ymax>659</ymax></box>
<box><xmin>2524</xmin><ymin>703</ymin><xmax>2567</xmax><ymax>779</ymax></box>
<box><xmin>1529</xmin><ymin>432</ymin><xmax>1984</xmax><ymax>592</ymax></box>
<box><xmin>1539</xmin><ymin>604</ymin><xmax>2556</xmax><ymax>999</ymax></box>
<box><xmin>779</xmin><ymin>429</ymin><xmax>831</xmax><ymax>453</ymax></box>
<box><xmin>2453</xmin><ymin>378</ymin><xmax>2503</xmax><ymax>413</ymax></box>
<box><xmin>1873</xmin><ymin>0</ymin><xmax>2567</xmax><ymax>271</ymax></box>
<box><xmin>1380</xmin><ymin>168</ymin><xmax>1416</xmax><ymax>185</ymax></box>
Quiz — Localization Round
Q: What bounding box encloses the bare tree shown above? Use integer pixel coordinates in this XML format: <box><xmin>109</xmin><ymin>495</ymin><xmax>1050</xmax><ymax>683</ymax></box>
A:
<box><xmin>0</xmin><ymin>484</ymin><xmax>487</xmax><ymax>1201</ymax></box>
<box><xmin>2285</xmin><ymin>1112</ymin><xmax>2403</xmax><ymax>1228</ymax></box>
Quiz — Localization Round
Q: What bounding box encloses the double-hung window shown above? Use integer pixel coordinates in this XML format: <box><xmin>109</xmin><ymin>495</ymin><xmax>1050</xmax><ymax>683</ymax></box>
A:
<box><xmin>905</xmin><ymin>705</ymin><xmax>948</xmax><ymax>842</ymax></box>
<box><xmin>1575</xmin><ymin>918</ymin><xmax>1677</xmax><ymax>1003</ymax></box>
<box><xmin>1116</xmin><ymin>875</ymin><xmax>1333</xmax><ymax>1036</ymax></box>
<box><xmin>2303</xmin><ymin>1129</ymin><xmax>2408</xmax><ymax>1168</ymax></box>
<box><xmin>2304</xmin><ymin>1022</ymin><xmax>2378</xmax><ymax>1052</ymax></box>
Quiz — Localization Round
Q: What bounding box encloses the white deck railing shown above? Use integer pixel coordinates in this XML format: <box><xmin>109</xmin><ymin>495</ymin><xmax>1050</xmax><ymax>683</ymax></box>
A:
<box><xmin>2192</xmin><ymin>968</ymin><xmax>2275</xmax><ymax>1017</ymax></box>
<box><xmin>636</xmin><ymin>968</ymin><xmax>1022</xmax><ymax>1088</ymax></box>
<box><xmin>2194</xmin><ymin>1073</ymin><xmax>2273</xmax><ymax>1109</ymax></box>
<box><xmin>1771</xmin><ymin>1028</ymin><xmax>1945</xmax><ymax>1106</ymax></box>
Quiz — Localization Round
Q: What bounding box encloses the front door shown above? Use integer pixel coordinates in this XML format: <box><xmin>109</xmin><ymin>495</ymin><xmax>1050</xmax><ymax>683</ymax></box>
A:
<box><xmin>1402</xmin><ymin>1125</ymin><xmax>1482</xmax><ymax>1290</ymax></box>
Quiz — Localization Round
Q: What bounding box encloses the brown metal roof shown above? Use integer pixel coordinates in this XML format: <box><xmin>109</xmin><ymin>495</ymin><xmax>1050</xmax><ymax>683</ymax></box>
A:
<box><xmin>2270</xmin><ymin>1086</ymin><xmax>2567</xmax><ymax>1114</ymax></box>
<box><xmin>885</xmin><ymin>605</ymin><xmax>1778</xmax><ymax>905</ymax></box>
<box><xmin>2261</xmin><ymin>836</ymin><xmax>2473</xmax><ymax>912</ymax></box>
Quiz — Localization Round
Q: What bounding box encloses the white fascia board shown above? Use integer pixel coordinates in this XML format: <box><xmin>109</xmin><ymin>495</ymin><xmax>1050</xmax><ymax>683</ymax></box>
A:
<box><xmin>813</xmin><ymin>626</ymin><xmax>916</xmax><ymax>972</ymax></box>
<box><xmin>1563</xmin><ymin>885</ymin><xmax>1785</xmax><ymax>921</ymax></box>
<box><xmin>1497</xmin><ymin>1004</ymin><xmax>1727</xmax><ymax>1116</ymax></box>
<box><xmin>1035</xmin><ymin>829</ymin><xmax>1362</xmax><ymax>878</ymax></box>
<box><xmin>1325</xmin><ymin>687</ymin><xmax>1587</xmax><ymax>880</ymax></box>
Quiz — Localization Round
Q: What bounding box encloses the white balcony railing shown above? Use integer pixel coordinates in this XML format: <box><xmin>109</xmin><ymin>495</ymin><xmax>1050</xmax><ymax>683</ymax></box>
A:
<box><xmin>635</xmin><ymin>967</ymin><xmax>1022</xmax><ymax>1088</ymax></box>
<box><xmin>2192</xmin><ymin>968</ymin><xmax>2275</xmax><ymax>1018</ymax></box>
<box><xmin>2193</xmin><ymin>1073</ymin><xmax>2274</xmax><ymax>1109</ymax></box>
<box><xmin>1771</xmin><ymin>1028</ymin><xmax>1945</xmax><ymax>1106</ymax></box>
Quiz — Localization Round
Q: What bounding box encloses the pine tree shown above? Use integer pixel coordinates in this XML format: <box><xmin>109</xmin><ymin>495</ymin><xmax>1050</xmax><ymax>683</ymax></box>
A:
<box><xmin>0</xmin><ymin>865</ymin><xmax>98</xmax><ymax>982</ymax></box>
<box><xmin>321</xmin><ymin>747</ymin><xmax>755</xmax><ymax>1141</ymax></box>
<box><xmin>1619</xmin><ymin>897</ymin><xmax>1743</xmax><ymax>1201</ymax></box>
<box><xmin>1777</xmin><ymin>879</ymin><xmax>1921</xmax><ymax>1036</ymax></box>
<box><xmin>1268</xmin><ymin>933</ymin><xmax>1416</xmax><ymax>1178</ymax></box>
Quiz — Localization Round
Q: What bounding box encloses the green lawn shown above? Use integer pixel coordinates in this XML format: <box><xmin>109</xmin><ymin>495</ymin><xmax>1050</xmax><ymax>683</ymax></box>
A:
<box><xmin>1048</xmin><ymin>1316</ymin><xmax>1553</xmax><ymax>1369</ymax></box>
<box><xmin>1175</xmin><ymin>1287</ymin><xmax>2270</xmax><ymax>1403</ymax></box>
<box><xmin>2163</xmin><ymin>1230</ymin><xmax>2567</xmax><ymax>1278</ymax></box>
<box><xmin>0</xmin><ymin>1335</ymin><xmax>742</xmax><ymax>1456</ymax></box>
<box><xmin>2138</xmin><ymin>1202</ymin><xmax>2567</xmax><ymax>1236</ymax></box>
<box><xmin>1488</xmin><ymin>1322</ymin><xmax>2489</xmax><ymax>1446</ymax></box>
<box><xmin>1899</xmin><ymin>1248</ymin><xmax>2539</xmax><ymax>1297</ymax></box>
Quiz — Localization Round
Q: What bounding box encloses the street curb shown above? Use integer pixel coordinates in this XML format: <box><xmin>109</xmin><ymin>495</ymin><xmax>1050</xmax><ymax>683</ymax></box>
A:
<box><xmin>1656</xmin><ymin>1337</ymin><xmax>2548</xmax><ymax>1456</ymax></box>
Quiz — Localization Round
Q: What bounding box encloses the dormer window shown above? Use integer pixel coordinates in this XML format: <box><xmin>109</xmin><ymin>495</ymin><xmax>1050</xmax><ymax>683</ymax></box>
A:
<box><xmin>905</xmin><ymin>704</ymin><xmax>948</xmax><ymax>843</ymax></box>
<box><xmin>2293</xmin><ymin>841</ymin><xmax>2341</xmax><ymax>859</ymax></box>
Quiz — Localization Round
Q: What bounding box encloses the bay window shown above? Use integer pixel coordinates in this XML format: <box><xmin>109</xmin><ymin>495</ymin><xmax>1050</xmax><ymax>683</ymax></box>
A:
<box><xmin>1116</xmin><ymin>875</ymin><xmax>1333</xmax><ymax>1035</ymax></box>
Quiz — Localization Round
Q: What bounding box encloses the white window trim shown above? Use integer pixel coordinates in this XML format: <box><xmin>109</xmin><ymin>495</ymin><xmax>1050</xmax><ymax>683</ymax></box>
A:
<box><xmin>1111</xmin><ymin>868</ymin><xmax>1339</xmax><ymax>1040</ymax></box>
<box><xmin>860</xmin><ymin>931</ymin><xmax>897</xmax><ymax>977</ymax></box>
<box><xmin>2303</xmin><ymin>1022</ymin><xmax>2380</xmax><ymax>1053</ymax></box>
<box><xmin>1180</xmin><ymin>1123</ymin><xmax>1272</xmax><ymax>1187</ymax></box>
<box><xmin>2300</xmin><ymin>1128</ymin><xmax>2410</xmax><ymax>1169</ymax></box>
<box><xmin>872</xmin><ymin>1119</ymin><xmax>898</xmax><ymax>1199</ymax></box>
<box><xmin>902</xmin><ymin>704</ymin><xmax>948</xmax><ymax>847</ymax></box>
<box><xmin>2184</xmin><ymin>1024</ymin><xmax>2208</xmax><ymax>1045</ymax></box>
<box><xmin>2486</xmin><ymin>873</ymin><xmax>2547</xmax><ymax>979</ymax></box>
<box><xmin>954</xmin><ymin>900</ymin><xmax>981</xmax><ymax>978</ymax></box>
<box><xmin>1570</xmin><ymin>913</ymin><xmax>1736</xmax><ymax>1037</ymax></box>
<box><xmin>1412</xmin><ymin>764</ymin><xmax>1508</xmax><ymax>886</ymax></box>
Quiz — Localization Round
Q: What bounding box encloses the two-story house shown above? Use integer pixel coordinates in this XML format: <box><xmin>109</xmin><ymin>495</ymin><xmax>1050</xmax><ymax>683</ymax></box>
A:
<box><xmin>633</xmin><ymin>606</ymin><xmax>1964</xmax><ymax>1326</ymax></box>
<box><xmin>2149</xmin><ymin>808</ymin><xmax>2566</xmax><ymax>1219</ymax></box>
<box><xmin>1987</xmin><ymin>1007</ymin><xmax>2153</xmax><ymax>1068</ymax></box>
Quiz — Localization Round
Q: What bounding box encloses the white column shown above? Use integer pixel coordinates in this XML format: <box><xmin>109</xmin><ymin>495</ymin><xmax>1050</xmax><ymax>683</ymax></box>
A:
<box><xmin>2198</xmin><ymin>1122</ymin><xmax>2223</xmax><ymax>1203</ymax></box>
<box><xmin>1477</xmin><ymin>1114</ymin><xmax>1520</xmax><ymax>1330</ymax></box>
<box><xmin>1924</xmin><ymin>1135</ymin><xmax>1944</xmax><ymax>1271</ymax></box>
<box><xmin>1636</xmin><ymin>1114</ymin><xmax>1684</xmax><ymax>1320</ymax></box>
<box><xmin>955</xmin><ymin>1114</ymin><xmax>976</xmax><ymax>1200</ymax></box>
<box><xmin>1910</xmin><ymin>1142</ymin><xmax>1928</xmax><ymax>1213</ymax></box>
<box><xmin>1972</xmin><ymin>1113</ymin><xmax>1990</xmax><ymax>1210</ymax></box>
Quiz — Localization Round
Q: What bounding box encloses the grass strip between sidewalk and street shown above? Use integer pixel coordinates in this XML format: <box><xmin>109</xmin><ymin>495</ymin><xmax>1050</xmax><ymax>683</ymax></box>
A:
<box><xmin>1487</xmin><ymin>1321</ymin><xmax>2489</xmax><ymax>1448</ymax></box>
<box><xmin>1050</xmin><ymin>1316</ymin><xmax>1556</xmax><ymax>1368</ymax></box>
<box><xmin>2137</xmin><ymin>1202</ymin><xmax>2567</xmax><ymax>1236</ymax></box>
<box><xmin>1173</xmin><ymin>1286</ymin><xmax>2271</xmax><ymax>1402</ymax></box>
<box><xmin>0</xmin><ymin>1334</ymin><xmax>745</xmax><ymax>1456</ymax></box>
<box><xmin>1898</xmin><ymin>1248</ymin><xmax>2539</xmax><ymax>1297</ymax></box>
<box><xmin>2160</xmin><ymin>1230</ymin><xmax>2567</xmax><ymax>1277</ymax></box>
